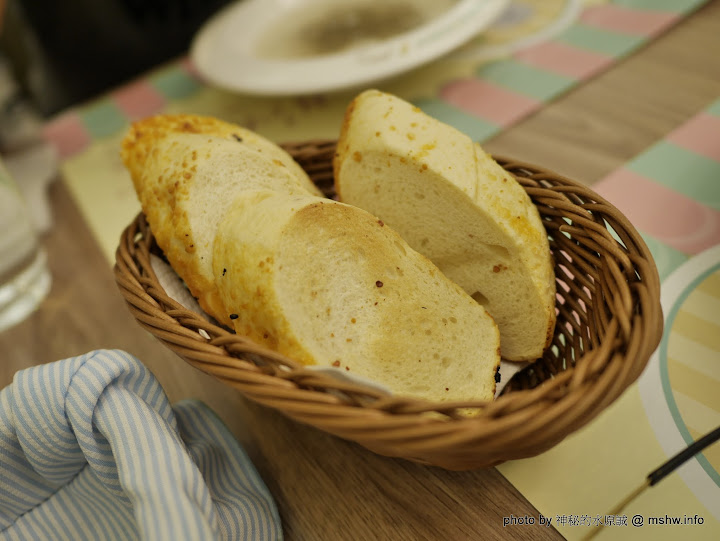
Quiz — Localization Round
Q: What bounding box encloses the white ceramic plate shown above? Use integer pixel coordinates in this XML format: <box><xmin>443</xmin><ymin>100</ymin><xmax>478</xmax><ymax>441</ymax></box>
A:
<box><xmin>449</xmin><ymin>0</ymin><xmax>581</xmax><ymax>61</ymax></box>
<box><xmin>190</xmin><ymin>0</ymin><xmax>510</xmax><ymax>95</ymax></box>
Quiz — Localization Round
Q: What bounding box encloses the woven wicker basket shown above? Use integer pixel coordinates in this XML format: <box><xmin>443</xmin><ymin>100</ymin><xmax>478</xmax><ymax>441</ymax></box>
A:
<box><xmin>114</xmin><ymin>140</ymin><xmax>663</xmax><ymax>470</ymax></box>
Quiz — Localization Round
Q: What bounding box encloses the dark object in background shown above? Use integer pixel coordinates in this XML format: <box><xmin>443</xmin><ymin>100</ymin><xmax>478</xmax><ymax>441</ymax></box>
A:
<box><xmin>1</xmin><ymin>0</ymin><xmax>233</xmax><ymax>116</ymax></box>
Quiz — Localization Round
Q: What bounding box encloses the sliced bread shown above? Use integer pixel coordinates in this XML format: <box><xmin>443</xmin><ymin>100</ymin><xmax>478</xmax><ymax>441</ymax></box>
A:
<box><xmin>122</xmin><ymin>114</ymin><xmax>321</xmax><ymax>196</ymax></box>
<box><xmin>121</xmin><ymin>115</ymin><xmax>321</xmax><ymax>324</ymax></box>
<box><xmin>213</xmin><ymin>189</ymin><xmax>501</xmax><ymax>403</ymax></box>
<box><xmin>334</xmin><ymin>90</ymin><xmax>556</xmax><ymax>361</ymax></box>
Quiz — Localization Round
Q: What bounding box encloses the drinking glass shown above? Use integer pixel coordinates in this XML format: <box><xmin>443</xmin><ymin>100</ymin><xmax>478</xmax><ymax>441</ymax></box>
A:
<box><xmin>0</xmin><ymin>157</ymin><xmax>51</xmax><ymax>331</ymax></box>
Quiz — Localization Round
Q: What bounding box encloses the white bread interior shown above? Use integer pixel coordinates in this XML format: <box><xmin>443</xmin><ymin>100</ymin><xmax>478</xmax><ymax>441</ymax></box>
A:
<box><xmin>213</xmin><ymin>190</ymin><xmax>501</xmax><ymax>403</ymax></box>
<box><xmin>121</xmin><ymin>114</ymin><xmax>320</xmax><ymax>325</ymax></box>
<box><xmin>334</xmin><ymin>90</ymin><xmax>556</xmax><ymax>361</ymax></box>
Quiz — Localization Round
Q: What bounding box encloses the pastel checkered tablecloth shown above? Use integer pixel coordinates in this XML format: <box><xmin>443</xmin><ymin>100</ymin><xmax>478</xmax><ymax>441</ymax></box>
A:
<box><xmin>594</xmin><ymin>98</ymin><xmax>720</xmax><ymax>272</ymax></box>
<box><xmin>39</xmin><ymin>0</ymin><xmax>711</xmax><ymax>265</ymax></box>
<box><xmin>43</xmin><ymin>0</ymin><xmax>709</xmax><ymax>160</ymax></box>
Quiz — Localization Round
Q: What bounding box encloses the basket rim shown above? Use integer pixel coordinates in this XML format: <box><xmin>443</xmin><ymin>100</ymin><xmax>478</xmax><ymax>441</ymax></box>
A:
<box><xmin>114</xmin><ymin>143</ymin><xmax>664</xmax><ymax>469</ymax></box>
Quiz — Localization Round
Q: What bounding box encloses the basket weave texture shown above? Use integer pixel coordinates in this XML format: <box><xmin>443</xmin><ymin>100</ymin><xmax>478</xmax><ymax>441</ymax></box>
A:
<box><xmin>114</xmin><ymin>140</ymin><xmax>663</xmax><ymax>470</ymax></box>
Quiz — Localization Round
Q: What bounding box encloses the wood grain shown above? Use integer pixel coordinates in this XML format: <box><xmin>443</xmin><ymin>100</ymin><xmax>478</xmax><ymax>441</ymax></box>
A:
<box><xmin>2</xmin><ymin>3</ymin><xmax>719</xmax><ymax>539</ymax></box>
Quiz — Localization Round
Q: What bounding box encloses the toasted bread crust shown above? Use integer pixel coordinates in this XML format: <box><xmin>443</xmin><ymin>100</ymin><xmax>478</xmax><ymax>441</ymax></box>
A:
<box><xmin>335</xmin><ymin>90</ymin><xmax>556</xmax><ymax>361</ymax></box>
<box><xmin>214</xmin><ymin>190</ymin><xmax>500</xmax><ymax>403</ymax></box>
<box><xmin>121</xmin><ymin>114</ymin><xmax>322</xmax><ymax>324</ymax></box>
<box><xmin>121</xmin><ymin>110</ymin><xmax>504</xmax><ymax>404</ymax></box>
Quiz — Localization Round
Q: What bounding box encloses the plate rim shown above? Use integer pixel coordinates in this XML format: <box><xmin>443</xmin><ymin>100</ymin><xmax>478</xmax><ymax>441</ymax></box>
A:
<box><xmin>190</xmin><ymin>0</ymin><xmax>510</xmax><ymax>95</ymax></box>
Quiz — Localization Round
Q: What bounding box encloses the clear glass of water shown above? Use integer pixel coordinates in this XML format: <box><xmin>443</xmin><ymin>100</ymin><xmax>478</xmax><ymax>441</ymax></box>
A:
<box><xmin>0</xmin><ymin>157</ymin><xmax>51</xmax><ymax>332</ymax></box>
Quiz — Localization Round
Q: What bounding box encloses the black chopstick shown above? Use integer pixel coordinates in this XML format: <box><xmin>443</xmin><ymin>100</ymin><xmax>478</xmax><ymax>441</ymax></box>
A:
<box><xmin>580</xmin><ymin>423</ymin><xmax>720</xmax><ymax>541</ymax></box>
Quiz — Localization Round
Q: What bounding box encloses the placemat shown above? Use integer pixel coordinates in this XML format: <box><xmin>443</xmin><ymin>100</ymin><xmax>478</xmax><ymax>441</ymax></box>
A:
<box><xmin>40</xmin><ymin>0</ymin><xmax>709</xmax><ymax>263</ymax></box>
<box><xmin>497</xmin><ymin>96</ymin><xmax>720</xmax><ymax>540</ymax></box>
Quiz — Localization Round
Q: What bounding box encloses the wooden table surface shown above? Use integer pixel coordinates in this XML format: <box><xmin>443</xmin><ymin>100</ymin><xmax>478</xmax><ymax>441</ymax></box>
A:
<box><xmin>3</xmin><ymin>2</ymin><xmax>720</xmax><ymax>539</ymax></box>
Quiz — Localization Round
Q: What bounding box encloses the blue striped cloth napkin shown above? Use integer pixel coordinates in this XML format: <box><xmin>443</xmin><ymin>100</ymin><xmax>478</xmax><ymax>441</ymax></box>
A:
<box><xmin>0</xmin><ymin>349</ymin><xmax>282</xmax><ymax>540</ymax></box>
